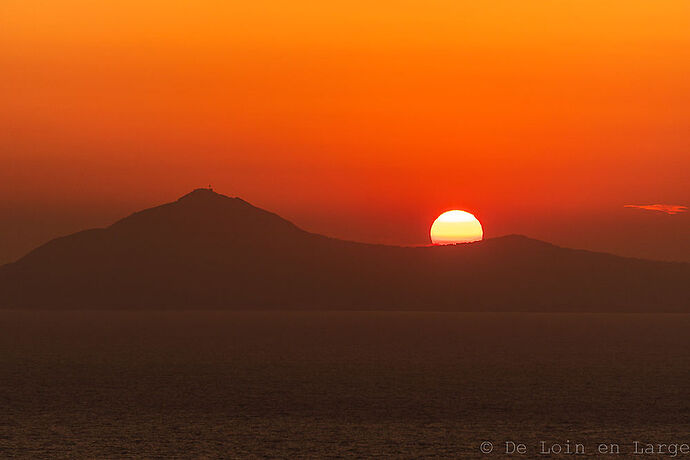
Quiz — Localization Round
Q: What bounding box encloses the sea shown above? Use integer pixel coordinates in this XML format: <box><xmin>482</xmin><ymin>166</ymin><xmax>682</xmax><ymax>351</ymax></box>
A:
<box><xmin>2</xmin><ymin>311</ymin><xmax>690</xmax><ymax>458</ymax></box>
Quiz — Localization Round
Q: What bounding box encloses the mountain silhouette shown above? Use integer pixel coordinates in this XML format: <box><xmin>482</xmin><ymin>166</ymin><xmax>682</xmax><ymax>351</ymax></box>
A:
<box><xmin>1</xmin><ymin>189</ymin><xmax>688</xmax><ymax>311</ymax></box>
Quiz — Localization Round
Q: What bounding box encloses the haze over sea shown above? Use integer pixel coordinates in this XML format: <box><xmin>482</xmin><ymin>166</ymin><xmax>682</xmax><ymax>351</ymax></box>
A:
<box><xmin>2</xmin><ymin>311</ymin><xmax>689</xmax><ymax>458</ymax></box>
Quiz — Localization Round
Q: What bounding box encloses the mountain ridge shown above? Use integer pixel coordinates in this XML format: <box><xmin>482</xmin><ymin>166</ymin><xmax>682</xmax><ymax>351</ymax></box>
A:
<box><xmin>1</xmin><ymin>189</ymin><xmax>688</xmax><ymax>311</ymax></box>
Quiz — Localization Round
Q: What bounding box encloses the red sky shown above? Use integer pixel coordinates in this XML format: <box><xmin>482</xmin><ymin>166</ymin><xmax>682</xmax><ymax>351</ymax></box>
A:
<box><xmin>2</xmin><ymin>1</ymin><xmax>689</xmax><ymax>263</ymax></box>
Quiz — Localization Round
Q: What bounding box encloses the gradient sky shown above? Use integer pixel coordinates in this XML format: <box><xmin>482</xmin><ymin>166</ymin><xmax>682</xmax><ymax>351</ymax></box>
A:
<box><xmin>2</xmin><ymin>1</ymin><xmax>689</xmax><ymax>263</ymax></box>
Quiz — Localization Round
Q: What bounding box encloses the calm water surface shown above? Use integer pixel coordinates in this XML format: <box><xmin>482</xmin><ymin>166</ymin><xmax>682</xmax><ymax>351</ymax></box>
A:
<box><xmin>2</xmin><ymin>311</ymin><xmax>690</xmax><ymax>458</ymax></box>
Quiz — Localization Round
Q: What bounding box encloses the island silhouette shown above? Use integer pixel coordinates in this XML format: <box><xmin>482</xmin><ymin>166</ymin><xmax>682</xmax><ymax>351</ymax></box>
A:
<box><xmin>1</xmin><ymin>188</ymin><xmax>688</xmax><ymax>311</ymax></box>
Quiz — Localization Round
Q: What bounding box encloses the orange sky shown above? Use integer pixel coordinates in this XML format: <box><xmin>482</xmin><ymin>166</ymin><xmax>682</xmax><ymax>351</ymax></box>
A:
<box><xmin>1</xmin><ymin>1</ymin><xmax>689</xmax><ymax>263</ymax></box>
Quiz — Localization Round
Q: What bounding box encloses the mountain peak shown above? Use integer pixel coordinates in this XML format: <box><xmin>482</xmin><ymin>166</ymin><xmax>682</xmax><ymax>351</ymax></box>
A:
<box><xmin>178</xmin><ymin>187</ymin><xmax>226</xmax><ymax>202</ymax></box>
<box><xmin>103</xmin><ymin>188</ymin><xmax>309</xmax><ymax>245</ymax></box>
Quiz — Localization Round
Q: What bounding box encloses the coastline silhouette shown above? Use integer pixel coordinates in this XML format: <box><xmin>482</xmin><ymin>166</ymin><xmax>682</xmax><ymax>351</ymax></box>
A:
<box><xmin>1</xmin><ymin>188</ymin><xmax>688</xmax><ymax>311</ymax></box>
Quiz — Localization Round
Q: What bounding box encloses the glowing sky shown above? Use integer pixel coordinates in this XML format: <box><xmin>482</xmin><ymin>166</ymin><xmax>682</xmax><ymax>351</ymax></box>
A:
<box><xmin>1</xmin><ymin>1</ymin><xmax>689</xmax><ymax>263</ymax></box>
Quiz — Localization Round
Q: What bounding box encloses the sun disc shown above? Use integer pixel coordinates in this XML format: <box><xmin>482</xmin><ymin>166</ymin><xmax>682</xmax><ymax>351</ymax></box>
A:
<box><xmin>430</xmin><ymin>210</ymin><xmax>483</xmax><ymax>245</ymax></box>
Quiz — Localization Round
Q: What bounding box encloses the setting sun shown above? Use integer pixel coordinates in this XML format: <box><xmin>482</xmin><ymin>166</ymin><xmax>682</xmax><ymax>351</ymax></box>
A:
<box><xmin>430</xmin><ymin>210</ymin><xmax>483</xmax><ymax>245</ymax></box>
